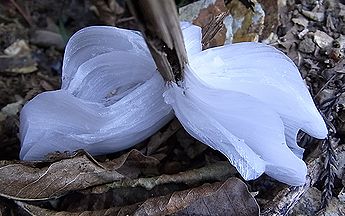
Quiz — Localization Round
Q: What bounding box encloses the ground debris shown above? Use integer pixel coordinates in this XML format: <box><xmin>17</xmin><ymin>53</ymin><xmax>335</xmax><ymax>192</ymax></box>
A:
<box><xmin>313</xmin><ymin>30</ymin><xmax>334</xmax><ymax>49</ymax></box>
<box><xmin>16</xmin><ymin>178</ymin><xmax>259</xmax><ymax>216</ymax></box>
<box><xmin>290</xmin><ymin>187</ymin><xmax>345</xmax><ymax>216</ymax></box>
<box><xmin>0</xmin><ymin>150</ymin><xmax>159</xmax><ymax>201</ymax></box>
<box><xmin>30</xmin><ymin>30</ymin><xmax>65</xmax><ymax>50</ymax></box>
<box><xmin>0</xmin><ymin>39</ymin><xmax>37</xmax><ymax>74</ymax></box>
<box><xmin>299</xmin><ymin>37</ymin><xmax>316</xmax><ymax>53</ymax></box>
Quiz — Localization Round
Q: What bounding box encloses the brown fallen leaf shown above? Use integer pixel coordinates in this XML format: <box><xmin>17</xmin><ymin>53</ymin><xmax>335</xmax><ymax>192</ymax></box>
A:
<box><xmin>16</xmin><ymin>177</ymin><xmax>259</xmax><ymax>216</ymax></box>
<box><xmin>130</xmin><ymin>177</ymin><xmax>259</xmax><ymax>216</ymax></box>
<box><xmin>16</xmin><ymin>201</ymin><xmax>138</xmax><ymax>216</ymax></box>
<box><xmin>0</xmin><ymin>150</ymin><xmax>159</xmax><ymax>201</ymax></box>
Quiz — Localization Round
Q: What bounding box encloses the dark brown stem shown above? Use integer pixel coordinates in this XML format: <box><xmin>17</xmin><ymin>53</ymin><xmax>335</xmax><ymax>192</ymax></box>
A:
<box><xmin>127</xmin><ymin>0</ymin><xmax>187</xmax><ymax>83</ymax></box>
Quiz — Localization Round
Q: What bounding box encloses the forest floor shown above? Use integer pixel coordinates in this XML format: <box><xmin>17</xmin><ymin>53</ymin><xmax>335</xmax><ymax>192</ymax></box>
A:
<box><xmin>0</xmin><ymin>0</ymin><xmax>344</xmax><ymax>215</ymax></box>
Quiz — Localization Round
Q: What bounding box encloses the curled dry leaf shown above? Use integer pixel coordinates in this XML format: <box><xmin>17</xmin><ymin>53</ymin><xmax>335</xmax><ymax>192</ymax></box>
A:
<box><xmin>17</xmin><ymin>177</ymin><xmax>259</xmax><ymax>216</ymax></box>
<box><xmin>134</xmin><ymin>177</ymin><xmax>259</xmax><ymax>216</ymax></box>
<box><xmin>0</xmin><ymin>150</ymin><xmax>159</xmax><ymax>201</ymax></box>
<box><xmin>90</xmin><ymin>161</ymin><xmax>235</xmax><ymax>192</ymax></box>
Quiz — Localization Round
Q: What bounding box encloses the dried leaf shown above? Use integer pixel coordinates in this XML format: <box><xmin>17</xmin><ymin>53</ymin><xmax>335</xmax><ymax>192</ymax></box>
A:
<box><xmin>16</xmin><ymin>201</ymin><xmax>138</xmax><ymax>216</ymax></box>
<box><xmin>335</xmin><ymin>144</ymin><xmax>345</xmax><ymax>182</ymax></box>
<box><xmin>262</xmin><ymin>143</ymin><xmax>345</xmax><ymax>215</ymax></box>
<box><xmin>291</xmin><ymin>16</ymin><xmax>309</xmax><ymax>28</ymax></box>
<box><xmin>17</xmin><ymin>178</ymin><xmax>258</xmax><ymax>216</ymax></box>
<box><xmin>134</xmin><ymin>177</ymin><xmax>259</xmax><ymax>216</ymax></box>
<box><xmin>0</xmin><ymin>150</ymin><xmax>159</xmax><ymax>201</ymax></box>
<box><xmin>91</xmin><ymin>161</ymin><xmax>235</xmax><ymax>192</ymax></box>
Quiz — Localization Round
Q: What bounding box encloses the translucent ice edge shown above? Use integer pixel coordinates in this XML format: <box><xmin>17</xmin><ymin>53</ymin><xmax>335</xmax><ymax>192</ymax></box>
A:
<box><xmin>20</xmin><ymin>23</ymin><xmax>327</xmax><ymax>186</ymax></box>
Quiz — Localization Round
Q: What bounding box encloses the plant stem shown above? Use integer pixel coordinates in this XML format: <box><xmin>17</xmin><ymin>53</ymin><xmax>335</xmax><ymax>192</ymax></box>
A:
<box><xmin>127</xmin><ymin>0</ymin><xmax>187</xmax><ymax>83</ymax></box>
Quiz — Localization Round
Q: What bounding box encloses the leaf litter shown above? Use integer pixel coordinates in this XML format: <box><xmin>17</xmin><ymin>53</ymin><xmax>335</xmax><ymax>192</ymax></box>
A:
<box><xmin>15</xmin><ymin>178</ymin><xmax>259</xmax><ymax>216</ymax></box>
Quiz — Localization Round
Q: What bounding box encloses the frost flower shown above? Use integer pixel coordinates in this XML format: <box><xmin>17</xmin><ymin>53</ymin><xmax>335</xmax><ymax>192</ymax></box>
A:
<box><xmin>20</xmin><ymin>23</ymin><xmax>327</xmax><ymax>186</ymax></box>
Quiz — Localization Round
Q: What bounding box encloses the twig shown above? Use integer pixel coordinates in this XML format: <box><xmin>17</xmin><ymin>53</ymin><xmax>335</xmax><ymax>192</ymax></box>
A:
<box><xmin>314</xmin><ymin>73</ymin><xmax>338</xmax><ymax>99</ymax></box>
<box><xmin>9</xmin><ymin>0</ymin><xmax>33</xmax><ymax>26</ymax></box>
<box><xmin>201</xmin><ymin>12</ymin><xmax>229</xmax><ymax>50</ymax></box>
<box><xmin>127</xmin><ymin>0</ymin><xmax>187</xmax><ymax>83</ymax></box>
<box><xmin>116</xmin><ymin>16</ymin><xmax>136</xmax><ymax>24</ymax></box>
<box><xmin>316</xmin><ymin>80</ymin><xmax>342</xmax><ymax>209</ymax></box>
<box><xmin>89</xmin><ymin>161</ymin><xmax>235</xmax><ymax>193</ymax></box>
<box><xmin>320</xmin><ymin>136</ymin><xmax>338</xmax><ymax>208</ymax></box>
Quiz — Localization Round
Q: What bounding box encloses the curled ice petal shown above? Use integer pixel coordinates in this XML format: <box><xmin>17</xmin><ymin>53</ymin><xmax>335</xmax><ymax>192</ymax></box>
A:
<box><xmin>21</xmin><ymin>73</ymin><xmax>172</xmax><ymax>160</ymax></box>
<box><xmin>20</xmin><ymin>26</ymin><xmax>173</xmax><ymax>160</ymax></box>
<box><xmin>21</xmin><ymin>76</ymin><xmax>173</xmax><ymax>160</ymax></box>
<box><xmin>62</xmin><ymin>26</ymin><xmax>150</xmax><ymax>90</ymax></box>
<box><xmin>164</xmin><ymin>83</ymin><xmax>266</xmax><ymax>180</ymax></box>
<box><xmin>164</xmin><ymin>66</ymin><xmax>308</xmax><ymax>186</ymax></box>
<box><xmin>165</xmin><ymin>24</ymin><xmax>326</xmax><ymax>185</ymax></box>
<box><xmin>189</xmin><ymin>42</ymin><xmax>328</xmax><ymax>158</ymax></box>
<box><xmin>67</xmin><ymin>51</ymin><xmax>155</xmax><ymax>105</ymax></box>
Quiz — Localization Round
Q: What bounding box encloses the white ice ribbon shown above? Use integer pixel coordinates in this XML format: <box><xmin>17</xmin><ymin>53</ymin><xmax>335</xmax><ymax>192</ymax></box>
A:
<box><xmin>20</xmin><ymin>23</ymin><xmax>327</xmax><ymax>186</ymax></box>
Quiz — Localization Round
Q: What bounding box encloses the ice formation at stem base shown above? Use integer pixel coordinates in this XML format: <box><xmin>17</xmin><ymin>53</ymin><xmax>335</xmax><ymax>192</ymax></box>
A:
<box><xmin>20</xmin><ymin>23</ymin><xmax>327</xmax><ymax>186</ymax></box>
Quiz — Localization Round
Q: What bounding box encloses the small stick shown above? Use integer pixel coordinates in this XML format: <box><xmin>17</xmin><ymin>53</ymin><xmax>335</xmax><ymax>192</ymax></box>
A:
<box><xmin>89</xmin><ymin>161</ymin><xmax>234</xmax><ymax>192</ymax></box>
<box><xmin>9</xmin><ymin>0</ymin><xmax>33</xmax><ymax>26</ymax></box>
<box><xmin>127</xmin><ymin>0</ymin><xmax>188</xmax><ymax>83</ymax></box>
